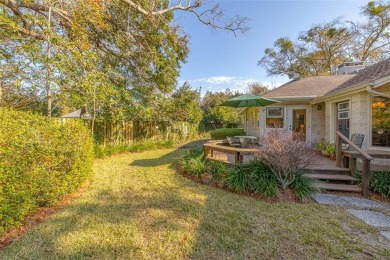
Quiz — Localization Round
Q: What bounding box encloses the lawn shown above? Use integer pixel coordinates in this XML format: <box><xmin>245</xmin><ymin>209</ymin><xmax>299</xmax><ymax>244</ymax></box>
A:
<box><xmin>1</xmin><ymin>143</ymin><xmax>389</xmax><ymax>259</ymax></box>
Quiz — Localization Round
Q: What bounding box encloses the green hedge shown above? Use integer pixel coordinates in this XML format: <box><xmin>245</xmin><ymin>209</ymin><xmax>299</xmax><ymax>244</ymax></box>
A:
<box><xmin>0</xmin><ymin>109</ymin><xmax>93</xmax><ymax>234</ymax></box>
<box><xmin>209</xmin><ymin>128</ymin><xmax>246</xmax><ymax>139</ymax></box>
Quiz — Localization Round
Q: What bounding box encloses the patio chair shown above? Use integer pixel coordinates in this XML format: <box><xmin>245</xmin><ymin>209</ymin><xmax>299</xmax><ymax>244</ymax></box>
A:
<box><xmin>342</xmin><ymin>133</ymin><xmax>365</xmax><ymax>150</ymax></box>
<box><xmin>341</xmin><ymin>133</ymin><xmax>365</xmax><ymax>168</ymax></box>
<box><xmin>226</xmin><ymin>136</ymin><xmax>241</xmax><ymax>147</ymax></box>
<box><xmin>239</xmin><ymin>137</ymin><xmax>251</xmax><ymax>148</ymax></box>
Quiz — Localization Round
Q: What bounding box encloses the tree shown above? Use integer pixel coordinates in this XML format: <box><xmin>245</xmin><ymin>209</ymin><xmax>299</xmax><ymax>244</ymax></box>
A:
<box><xmin>349</xmin><ymin>1</ymin><xmax>390</xmax><ymax>63</ymax></box>
<box><xmin>201</xmin><ymin>89</ymin><xmax>241</xmax><ymax>128</ymax></box>
<box><xmin>170</xmin><ymin>82</ymin><xmax>202</xmax><ymax>124</ymax></box>
<box><xmin>247</xmin><ymin>82</ymin><xmax>270</xmax><ymax>96</ymax></box>
<box><xmin>258</xmin><ymin>1</ymin><xmax>390</xmax><ymax>79</ymax></box>
<box><xmin>0</xmin><ymin>0</ymin><xmax>248</xmax><ymax>119</ymax></box>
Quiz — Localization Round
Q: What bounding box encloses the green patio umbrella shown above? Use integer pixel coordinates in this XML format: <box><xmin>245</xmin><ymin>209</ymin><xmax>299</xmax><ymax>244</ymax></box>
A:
<box><xmin>219</xmin><ymin>94</ymin><xmax>279</xmax><ymax>132</ymax></box>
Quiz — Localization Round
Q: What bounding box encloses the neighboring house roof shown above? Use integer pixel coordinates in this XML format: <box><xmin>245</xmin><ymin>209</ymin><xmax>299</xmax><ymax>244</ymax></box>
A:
<box><xmin>60</xmin><ymin>109</ymin><xmax>92</xmax><ymax>119</ymax></box>
<box><xmin>263</xmin><ymin>75</ymin><xmax>354</xmax><ymax>100</ymax></box>
<box><xmin>324</xmin><ymin>58</ymin><xmax>390</xmax><ymax>97</ymax></box>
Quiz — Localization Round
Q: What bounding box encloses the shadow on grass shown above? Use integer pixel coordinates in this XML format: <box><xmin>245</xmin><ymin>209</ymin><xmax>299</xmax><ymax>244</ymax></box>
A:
<box><xmin>1</xmin><ymin>139</ymin><xmax>388</xmax><ymax>259</ymax></box>
<box><xmin>129</xmin><ymin>139</ymin><xmax>209</xmax><ymax>168</ymax></box>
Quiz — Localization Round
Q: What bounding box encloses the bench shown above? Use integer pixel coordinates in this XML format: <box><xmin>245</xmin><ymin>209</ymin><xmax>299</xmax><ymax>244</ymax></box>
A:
<box><xmin>203</xmin><ymin>141</ymin><xmax>256</xmax><ymax>164</ymax></box>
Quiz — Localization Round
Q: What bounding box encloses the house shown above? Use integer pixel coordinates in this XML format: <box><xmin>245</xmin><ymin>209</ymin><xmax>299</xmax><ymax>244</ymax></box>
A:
<box><xmin>243</xmin><ymin>58</ymin><xmax>390</xmax><ymax>152</ymax></box>
<box><xmin>60</xmin><ymin>109</ymin><xmax>92</xmax><ymax>119</ymax></box>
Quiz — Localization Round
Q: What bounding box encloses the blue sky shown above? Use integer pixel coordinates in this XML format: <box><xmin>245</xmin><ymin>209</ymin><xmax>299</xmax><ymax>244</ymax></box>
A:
<box><xmin>175</xmin><ymin>0</ymin><xmax>368</xmax><ymax>94</ymax></box>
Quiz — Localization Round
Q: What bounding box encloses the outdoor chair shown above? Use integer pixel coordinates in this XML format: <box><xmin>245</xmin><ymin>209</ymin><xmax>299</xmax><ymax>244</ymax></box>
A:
<box><xmin>226</xmin><ymin>136</ymin><xmax>241</xmax><ymax>147</ymax></box>
<box><xmin>341</xmin><ymin>133</ymin><xmax>365</xmax><ymax>168</ymax></box>
<box><xmin>239</xmin><ymin>137</ymin><xmax>251</xmax><ymax>148</ymax></box>
<box><xmin>342</xmin><ymin>133</ymin><xmax>365</xmax><ymax>150</ymax></box>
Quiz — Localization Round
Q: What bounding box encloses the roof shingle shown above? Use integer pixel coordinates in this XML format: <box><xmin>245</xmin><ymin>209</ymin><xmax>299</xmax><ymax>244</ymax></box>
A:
<box><xmin>263</xmin><ymin>75</ymin><xmax>354</xmax><ymax>99</ymax></box>
<box><xmin>325</xmin><ymin>58</ymin><xmax>390</xmax><ymax>97</ymax></box>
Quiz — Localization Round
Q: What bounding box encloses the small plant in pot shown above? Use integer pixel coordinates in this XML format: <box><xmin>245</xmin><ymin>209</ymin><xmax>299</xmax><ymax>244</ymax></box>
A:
<box><xmin>326</xmin><ymin>144</ymin><xmax>336</xmax><ymax>160</ymax></box>
<box><xmin>316</xmin><ymin>141</ymin><xmax>335</xmax><ymax>158</ymax></box>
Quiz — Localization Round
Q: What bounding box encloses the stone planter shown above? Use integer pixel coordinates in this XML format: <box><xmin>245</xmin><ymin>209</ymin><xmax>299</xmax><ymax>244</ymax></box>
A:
<box><xmin>216</xmin><ymin>180</ymin><xmax>225</xmax><ymax>188</ymax></box>
<box><xmin>201</xmin><ymin>173</ymin><xmax>213</xmax><ymax>185</ymax></box>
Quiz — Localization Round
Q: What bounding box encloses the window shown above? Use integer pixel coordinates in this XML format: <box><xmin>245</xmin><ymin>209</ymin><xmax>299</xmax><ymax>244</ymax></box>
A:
<box><xmin>266</xmin><ymin>107</ymin><xmax>284</xmax><ymax>128</ymax></box>
<box><xmin>338</xmin><ymin>101</ymin><xmax>349</xmax><ymax>111</ymax></box>
<box><xmin>372</xmin><ymin>96</ymin><xmax>390</xmax><ymax>147</ymax></box>
<box><xmin>338</xmin><ymin>111</ymin><xmax>349</xmax><ymax>119</ymax></box>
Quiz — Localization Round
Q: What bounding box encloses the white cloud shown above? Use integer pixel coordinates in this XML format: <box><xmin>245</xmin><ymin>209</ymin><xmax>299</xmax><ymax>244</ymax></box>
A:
<box><xmin>180</xmin><ymin>76</ymin><xmax>286</xmax><ymax>95</ymax></box>
<box><xmin>204</xmin><ymin>76</ymin><xmax>236</xmax><ymax>84</ymax></box>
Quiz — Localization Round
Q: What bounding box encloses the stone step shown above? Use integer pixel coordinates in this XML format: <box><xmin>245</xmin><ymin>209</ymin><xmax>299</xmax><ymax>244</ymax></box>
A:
<box><xmin>314</xmin><ymin>182</ymin><xmax>361</xmax><ymax>192</ymax></box>
<box><xmin>306</xmin><ymin>173</ymin><xmax>357</xmax><ymax>181</ymax></box>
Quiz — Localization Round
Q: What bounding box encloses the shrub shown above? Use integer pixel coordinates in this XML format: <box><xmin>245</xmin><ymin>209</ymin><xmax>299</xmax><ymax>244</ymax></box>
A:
<box><xmin>209</xmin><ymin>128</ymin><xmax>245</xmax><ymax>140</ymax></box>
<box><xmin>180</xmin><ymin>146</ymin><xmax>206</xmax><ymax>177</ymax></box>
<box><xmin>253</xmin><ymin>131</ymin><xmax>319</xmax><ymax>190</ymax></box>
<box><xmin>181</xmin><ymin>158</ymin><xmax>206</xmax><ymax>177</ymax></box>
<box><xmin>370</xmin><ymin>171</ymin><xmax>390</xmax><ymax>198</ymax></box>
<box><xmin>356</xmin><ymin>170</ymin><xmax>390</xmax><ymax>198</ymax></box>
<box><xmin>224</xmin><ymin>161</ymin><xmax>279</xmax><ymax>198</ymax></box>
<box><xmin>206</xmin><ymin>160</ymin><xmax>229</xmax><ymax>180</ymax></box>
<box><xmin>291</xmin><ymin>172</ymin><xmax>318</xmax><ymax>201</ymax></box>
<box><xmin>0</xmin><ymin>109</ymin><xmax>93</xmax><ymax>234</ymax></box>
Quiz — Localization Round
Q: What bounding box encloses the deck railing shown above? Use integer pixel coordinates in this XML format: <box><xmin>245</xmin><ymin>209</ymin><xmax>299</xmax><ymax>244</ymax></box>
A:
<box><xmin>335</xmin><ymin>131</ymin><xmax>373</xmax><ymax>197</ymax></box>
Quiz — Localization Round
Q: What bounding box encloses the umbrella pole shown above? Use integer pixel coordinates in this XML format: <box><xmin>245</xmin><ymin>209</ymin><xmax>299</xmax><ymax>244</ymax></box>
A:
<box><xmin>245</xmin><ymin>108</ymin><xmax>248</xmax><ymax>134</ymax></box>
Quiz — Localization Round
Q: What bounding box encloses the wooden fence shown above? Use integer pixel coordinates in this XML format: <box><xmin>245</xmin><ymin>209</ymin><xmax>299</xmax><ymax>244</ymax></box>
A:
<box><xmin>87</xmin><ymin>120</ymin><xmax>198</xmax><ymax>146</ymax></box>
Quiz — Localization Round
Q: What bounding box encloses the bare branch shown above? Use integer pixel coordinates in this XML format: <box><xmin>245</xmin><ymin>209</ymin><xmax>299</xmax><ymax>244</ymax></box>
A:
<box><xmin>118</xmin><ymin>0</ymin><xmax>249</xmax><ymax>35</ymax></box>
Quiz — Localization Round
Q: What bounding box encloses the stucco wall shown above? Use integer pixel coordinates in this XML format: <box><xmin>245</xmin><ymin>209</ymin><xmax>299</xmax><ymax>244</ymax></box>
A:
<box><xmin>350</xmin><ymin>92</ymin><xmax>370</xmax><ymax>149</ymax></box>
<box><xmin>311</xmin><ymin>102</ymin><xmax>325</xmax><ymax>145</ymax></box>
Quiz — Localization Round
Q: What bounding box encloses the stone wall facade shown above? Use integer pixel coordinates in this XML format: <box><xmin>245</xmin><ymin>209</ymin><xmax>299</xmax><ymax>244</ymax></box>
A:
<box><xmin>311</xmin><ymin>102</ymin><xmax>325</xmax><ymax>145</ymax></box>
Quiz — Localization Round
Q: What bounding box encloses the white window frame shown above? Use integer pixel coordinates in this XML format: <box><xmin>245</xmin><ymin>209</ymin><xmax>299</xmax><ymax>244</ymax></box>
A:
<box><xmin>338</xmin><ymin>111</ymin><xmax>349</xmax><ymax>120</ymax></box>
<box><xmin>266</xmin><ymin>107</ymin><xmax>284</xmax><ymax>118</ymax></box>
<box><xmin>338</xmin><ymin>101</ymin><xmax>350</xmax><ymax>111</ymax></box>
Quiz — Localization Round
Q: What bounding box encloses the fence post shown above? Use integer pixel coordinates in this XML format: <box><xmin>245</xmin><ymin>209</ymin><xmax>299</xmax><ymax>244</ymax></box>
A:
<box><xmin>336</xmin><ymin>133</ymin><xmax>342</xmax><ymax>167</ymax></box>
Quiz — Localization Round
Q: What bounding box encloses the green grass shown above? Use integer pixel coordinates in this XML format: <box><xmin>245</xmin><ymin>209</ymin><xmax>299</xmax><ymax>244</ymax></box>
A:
<box><xmin>1</xmin><ymin>145</ymin><xmax>389</xmax><ymax>259</ymax></box>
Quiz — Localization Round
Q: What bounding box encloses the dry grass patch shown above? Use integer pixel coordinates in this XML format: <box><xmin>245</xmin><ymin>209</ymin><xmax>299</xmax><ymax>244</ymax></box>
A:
<box><xmin>1</xmin><ymin>146</ymin><xmax>389</xmax><ymax>259</ymax></box>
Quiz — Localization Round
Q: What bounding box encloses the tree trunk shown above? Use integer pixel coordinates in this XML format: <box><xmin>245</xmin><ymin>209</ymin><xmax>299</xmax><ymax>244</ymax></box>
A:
<box><xmin>46</xmin><ymin>78</ymin><xmax>52</xmax><ymax>117</ymax></box>
<box><xmin>0</xmin><ymin>79</ymin><xmax>2</xmax><ymax>107</ymax></box>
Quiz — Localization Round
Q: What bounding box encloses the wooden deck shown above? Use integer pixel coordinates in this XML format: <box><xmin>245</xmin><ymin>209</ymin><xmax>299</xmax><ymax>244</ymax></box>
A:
<box><xmin>203</xmin><ymin>139</ymin><xmax>390</xmax><ymax>195</ymax></box>
<box><xmin>203</xmin><ymin>141</ymin><xmax>256</xmax><ymax>164</ymax></box>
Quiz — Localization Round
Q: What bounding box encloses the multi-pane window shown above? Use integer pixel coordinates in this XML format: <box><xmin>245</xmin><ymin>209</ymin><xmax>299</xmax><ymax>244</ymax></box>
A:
<box><xmin>266</xmin><ymin>107</ymin><xmax>284</xmax><ymax>128</ymax></box>
<box><xmin>372</xmin><ymin>96</ymin><xmax>390</xmax><ymax>147</ymax></box>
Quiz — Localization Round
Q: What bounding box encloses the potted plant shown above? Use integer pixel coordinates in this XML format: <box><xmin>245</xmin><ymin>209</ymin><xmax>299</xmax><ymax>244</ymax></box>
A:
<box><xmin>326</xmin><ymin>143</ymin><xmax>336</xmax><ymax>160</ymax></box>
<box><xmin>316</xmin><ymin>141</ymin><xmax>335</xmax><ymax>158</ymax></box>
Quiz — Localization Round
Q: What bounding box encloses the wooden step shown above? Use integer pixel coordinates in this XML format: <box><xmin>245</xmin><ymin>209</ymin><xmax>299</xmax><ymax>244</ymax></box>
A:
<box><xmin>306</xmin><ymin>173</ymin><xmax>357</xmax><ymax>181</ymax></box>
<box><xmin>314</xmin><ymin>182</ymin><xmax>361</xmax><ymax>192</ymax></box>
<box><xmin>310</xmin><ymin>168</ymin><xmax>351</xmax><ymax>175</ymax></box>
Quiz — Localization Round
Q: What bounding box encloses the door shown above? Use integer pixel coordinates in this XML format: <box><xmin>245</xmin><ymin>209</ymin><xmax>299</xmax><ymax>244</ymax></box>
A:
<box><xmin>337</xmin><ymin>101</ymin><xmax>350</xmax><ymax>138</ymax></box>
<box><xmin>286</xmin><ymin>107</ymin><xmax>308</xmax><ymax>142</ymax></box>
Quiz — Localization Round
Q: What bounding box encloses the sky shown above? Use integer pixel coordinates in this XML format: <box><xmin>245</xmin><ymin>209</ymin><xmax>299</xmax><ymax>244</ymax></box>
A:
<box><xmin>175</xmin><ymin>0</ymin><xmax>369</xmax><ymax>94</ymax></box>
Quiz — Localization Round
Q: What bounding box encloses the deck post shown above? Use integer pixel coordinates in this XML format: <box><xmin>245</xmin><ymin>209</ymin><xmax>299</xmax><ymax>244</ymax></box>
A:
<box><xmin>204</xmin><ymin>148</ymin><xmax>209</xmax><ymax>159</ymax></box>
<box><xmin>336</xmin><ymin>134</ymin><xmax>342</xmax><ymax>167</ymax></box>
<box><xmin>235</xmin><ymin>152</ymin><xmax>240</xmax><ymax>164</ymax></box>
<box><xmin>362</xmin><ymin>158</ymin><xmax>370</xmax><ymax>198</ymax></box>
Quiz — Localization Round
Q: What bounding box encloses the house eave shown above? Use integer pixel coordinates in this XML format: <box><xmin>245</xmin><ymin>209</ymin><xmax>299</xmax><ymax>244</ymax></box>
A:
<box><xmin>312</xmin><ymin>84</ymin><xmax>368</xmax><ymax>104</ymax></box>
<box><xmin>266</xmin><ymin>96</ymin><xmax>317</xmax><ymax>102</ymax></box>
<box><xmin>371</xmin><ymin>74</ymin><xmax>390</xmax><ymax>88</ymax></box>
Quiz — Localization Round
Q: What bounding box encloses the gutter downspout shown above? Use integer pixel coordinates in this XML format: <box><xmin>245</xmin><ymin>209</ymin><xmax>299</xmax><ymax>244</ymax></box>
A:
<box><xmin>367</xmin><ymin>84</ymin><xmax>390</xmax><ymax>98</ymax></box>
